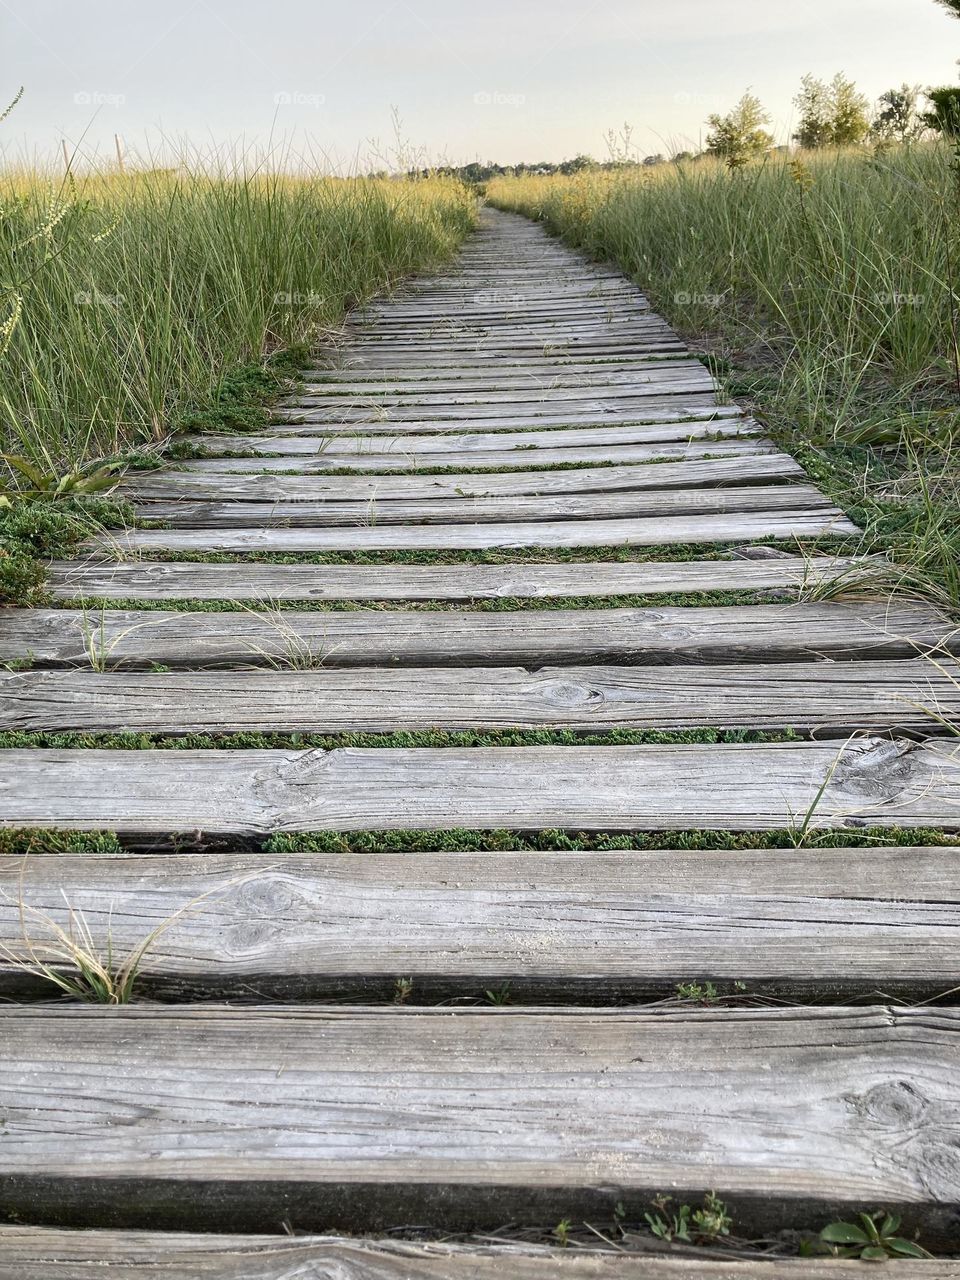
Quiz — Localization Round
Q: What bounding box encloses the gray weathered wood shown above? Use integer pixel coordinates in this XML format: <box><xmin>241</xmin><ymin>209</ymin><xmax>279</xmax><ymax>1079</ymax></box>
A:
<box><xmin>127</xmin><ymin>485</ymin><xmax>836</xmax><ymax>529</ymax></box>
<box><xmin>284</xmin><ymin>369</ymin><xmax>717</xmax><ymax>402</ymax></box>
<box><xmin>4</xmin><ymin>661</ymin><xmax>956</xmax><ymax>733</ymax></box>
<box><xmin>3</xmin><ymin>600</ymin><xmax>942</xmax><ymax>667</ymax></box>
<box><xmin>4</xmin><ymin>1231</ymin><xmax>947</xmax><ymax>1280</ymax></box>
<box><xmin>175</xmin><ymin>438</ymin><xmax>780</xmax><ymax>472</ymax></box>
<box><xmin>183</xmin><ymin>420</ymin><xmax>761</xmax><ymax>457</ymax></box>
<box><xmin>0</xmin><ymin>738</ymin><xmax>957</xmax><ymax>834</ymax></box>
<box><xmin>94</xmin><ymin>510</ymin><xmax>858</xmax><ymax>555</ymax></box>
<box><xmin>0</xmin><ymin>1006</ymin><xmax>957</xmax><ymax>1239</ymax></box>
<box><xmin>2</xmin><ymin>848</ymin><xmax>959</xmax><ymax>1002</ymax></box>
<box><xmin>42</xmin><ymin>555</ymin><xmax>875</xmax><ymax>604</ymax></box>
<box><xmin>262</xmin><ymin>406</ymin><xmax>744</xmax><ymax>437</ymax></box>
<box><xmin>123</xmin><ymin>453</ymin><xmax>807</xmax><ymax>501</ymax></box>
<box><xmin>300</xmin><ymin>362</ymin><xmax>707</xmax><ymax>392</ymax></box>
<box><xmin>273</xmin><ymin>398</ymin><xmax>720</xmax><ymax>426</ymax></box>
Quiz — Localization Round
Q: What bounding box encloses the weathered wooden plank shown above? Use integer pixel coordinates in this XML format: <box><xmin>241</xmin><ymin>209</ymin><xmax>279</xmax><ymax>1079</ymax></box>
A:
<box><xmin>5</xmin><ymin>661</ymin><xmax>955</xmax><ymax>734</ymax></box>
<box><xmin>0</xmin><ymin>1006</ymin><xmax>958</xmax><ymax>1239</ymax></box>
<box><xmin>96</xmin><ymin>511</ymin><xmax>857</xmax><ymax>555</ymax></box>
<box><xmin>186</xmin><ymin>420</ymin><xmax>759</xmax><ymax>456</ymax></box>
<box><xmin>4</xmin><ymin>600</ymin><xmax>941</xmax><ymax>667</ymax></box>
<box><xmin>176</xmin><ymin>439</ymin><xmax>780</xmax><ymax>472</ymax></box>
<box><xmin>123</xmin><ymin>453</ymin><xmax>805</xmax><ymax>501</ymax></box>
<box><xmin>282</xmin><ymin>379</ymin><xmax>718</xmax><ymax>412</ymax></box>
<box><xmin>264</xmin><ymin>405</ymin><xmax>745</xmax><ymax>436</ymax></box>
<box><xmin>274</xmin><ymin>396</ymin><xmax>721</xmax><ymax>425</ymax></box>
<box><xmin>6</xmin><ymin>1231</ymin><xmax>946</xmax><ymax>1280</ymax></box>
<box><xmin>328</xmin><ymin>343</ymin><xmax>690</xmax><ymax>367</ymax></box>
<box><xmin>0</xmin><ymin>738</ymin><xmax>957</xmax><ymax>834</ymax></box>
<box><xmin>2</xmin><ymin>848</ymin><xmax>959</xmax><ymax>1002</ymax></box>
<box><xmin>127</xmin><ymin>486</ymin><xmax>835</xmax><ymax>529</ymax></box>
<box><xmin>42</xmin><ymin>555</ymin><xmax>874</xmax><ymax>604</ymax></box>
<box><xmin>301</xmin><ymin>362</ymin><xmax>704</xmax><ymax>391</ymax></box>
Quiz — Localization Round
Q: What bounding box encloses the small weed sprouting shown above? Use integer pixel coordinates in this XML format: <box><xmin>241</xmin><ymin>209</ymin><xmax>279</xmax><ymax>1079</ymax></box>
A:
<box><xmin>393</xmin><ymin>976</ymin><xmax>413</xmax><ymax>1004</ymax></box>
<box><xmin>820</xmin><ymin>1212</ymin><xmax>930</xmax><ymax>1261</ymax></box>
<box><xmin>645</xmin><ymin>1200</ymin><xmax>692</xmax><ymax>1244</ymax></box>
<box><xmin>553</xmin><ymin>1219</ymin><xmax>573</xmax><ymax>1248</ymax></box>
<box><xmin>676</xmin><ymin>980</ymin><xmax>720</xmax><ymax>1004</ymax></box>
<box><xmin>645</xmin><ymin>1192</ymin><xmax>732</xmax><ymax>1244</ymax></box>
<box><xmin>484</xmin><ymin>983</ymin><xmax>513</xmax><ymax>1005</ymax></box>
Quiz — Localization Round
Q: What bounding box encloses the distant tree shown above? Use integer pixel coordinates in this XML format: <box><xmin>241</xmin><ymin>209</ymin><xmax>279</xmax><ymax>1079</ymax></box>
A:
<box><xmin>923</xmin><ymin>85</ymin><xmax>960</xmax><ymax>135</ymax></box>
<box><xmin>794</xmin><ymin>75</ymin><xmax>833</xmax><ymax>148</ymax></box>
<box><xmin>558</xmin><ymin>154</ymin><xmax>595</xmax><ymax>174</ymax></box>
<box><xmin>642</xmin><ymin>153</ymin><xmax>665</xmax><ymax>166</ymax></box>
<box><xmin>934</xmin><ymin>0</ymin><xmax>960</xmax><ymax>15</ymax></box>
<box><xmin>671</xmin><ymin>150</ymin><xmax>696</xmax><ymax>163</ymax></box>
<box><xmin>872</xmin><ymin>84</ymin><xmax>924</xmax><ymax>141</ymax></box>
<box><xmin>794</xmin><ymin>73</ymin><xmax>870</xmax><ymax>148</ymax></box>
<box><xmin>705</xmin><ymin>93</ymin><xmax>773</xmax><ymax>168</ymax></box>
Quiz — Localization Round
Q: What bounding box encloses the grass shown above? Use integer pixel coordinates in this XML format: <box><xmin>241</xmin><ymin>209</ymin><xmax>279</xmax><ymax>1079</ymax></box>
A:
<box><xmin>0</xmin><ymin>825</ymin><xmax>954</xmax><ymax>857</ymax></box>
<box><xmin>91</xmin><ymin>538</ymin><xmax>854</xmax><ymax>565</ymax></box>
<box><xmin>0</xmin><ymin>727</ymin><xmax>804</xmax><ymax>751</ymax></box>
<box><xmin>486</xmin><ymin>143</ymin><xmax>960</xmax><ymax>609</ymax></box>
<box><xmin>0</xmin><ymin>166</ymin><xmax>476</xmax><ymax>468</ymax></box>
<box><xmin>45</xmin><ymin>589</ymin><xmax>791</xmax><ymax>614</ymax></box>
<box><xmin>0</xmin><ymin>165</ymin><xmax>476</xmax><ymax>601</ymax></box>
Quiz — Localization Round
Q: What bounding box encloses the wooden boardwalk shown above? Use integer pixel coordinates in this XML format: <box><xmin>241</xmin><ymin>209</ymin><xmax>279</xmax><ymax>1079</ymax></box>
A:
<box><xmin>2</xmin><ymin>208</ymin><xmax>960</xmax><ymax>1270</ymax></box>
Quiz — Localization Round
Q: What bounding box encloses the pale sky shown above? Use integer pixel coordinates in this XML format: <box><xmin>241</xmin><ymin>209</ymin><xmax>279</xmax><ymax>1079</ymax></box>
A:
<box><xmin>1</xmin><ymin>0</ymin><xmax>958</xmax><ymax>169</ymax></box>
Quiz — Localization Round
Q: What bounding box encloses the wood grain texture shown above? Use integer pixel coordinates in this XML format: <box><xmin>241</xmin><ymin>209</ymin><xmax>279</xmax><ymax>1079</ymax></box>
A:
<box><xmin>4</xmin><ymin>661</ymin><xmax>957</xmax><ymax>733</ymax></box>
<box><xmin>0</xmin><ymin>1005</ymin><xmax>958</xmax><ymax>1238</ymax></box>
<box><xmin>122</xmin><ymin>453</ymin><xmax>807</xmax><ymax>501</ymax></box>
<box><xmin>206</xmin><ymin>419</ymin><xmax>752</xmax><ymax>452</ymax></box>
<box><xmin>43</xmin><ymin>554</ymin><xmax>871</xmax><ymax>603</ymax></box>
<box><xmin>5</xmin><ymin>1232</ymin><xmax>950</xmax><ymax>1280</ymax></box>
<box><xmin>0</xmin><ymin>738</ymin><xmax>957</xmax><ymax>834</ymax></box>
<box><xmin>94</xmin><ymin>511</ymin><xmax>858</xmax><ymax>555</ymax></box>
<box><xmin>299</xmin><ymin>362</ymin><xmax>711</xmax><ymax>392</ymax></box>
<box><xmin>176</xmin><ymin>437</ymin><xmax>778</xmax><ymax>473</ymax></box>
<box><xmin>2</xmin><ymin>847</ymin><xmax>959</xmax><ymax>1002</ymax></box>
<box><xmin>128</xmin><ymin>485</ymin><xmax>836</xmax><ymax>529</ymax></box>
<box><xmin>9</xmin><ymin>600</ymin><xmax>937</xmax><ymax>667</ymax></box>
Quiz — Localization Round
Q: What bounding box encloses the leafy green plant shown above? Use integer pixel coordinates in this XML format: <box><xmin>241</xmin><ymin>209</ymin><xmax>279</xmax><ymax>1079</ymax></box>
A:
<box><xmin>0</xmin><ymin>454</ymin><xmax>122</xmax><ymax>503</ymax></box>
<box><xmin>645</xmin><ymin>1192</ymin><xmax>732</xmax><ymax>1244</ymax></box>
<box><xmin>484</xmin><ymin>983</ymin><xmax>513</xmax><ymax>1005</ymax></box>
<box><xmin>393</xmin><ymin>977</ymin><xmax>413</xmax><ymax>1004</ymax></box>
<box><xmin>0</xmin><ymin>546</ymin><xmax>44</xmax><ymax>604</ymax></box>
<box><xmin>676</xmin><ymin>980</ymin><xmax>720</xmax><ymax>1003</ymax></box>
<box><xmin>553</xmin><ymin>1219</ymin><xmax>573</xmax><ymax>1247</ymax></box>
<box><xmin>820</xmin><ymin>1212</ymin><xmax>930</xmax><ymax>1260</ymax></box>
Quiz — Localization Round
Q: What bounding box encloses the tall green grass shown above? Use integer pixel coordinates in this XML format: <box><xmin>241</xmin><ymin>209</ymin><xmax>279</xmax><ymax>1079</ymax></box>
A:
<box><xmin>0</xmin><ymin>169</ymin><xmax>475</xmax><ymax>467</ymax></box>
<box><xmin>487</xmin><ymin>148</ymin><xmax>960</xmax><ymax>606</ymax></box>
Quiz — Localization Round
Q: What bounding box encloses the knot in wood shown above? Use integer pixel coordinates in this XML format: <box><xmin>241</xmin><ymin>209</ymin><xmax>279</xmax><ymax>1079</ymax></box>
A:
<box><xmin>539</xmin><ymin>677</ymin><xmax>604</xmax><ymax>710</ymax></box>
